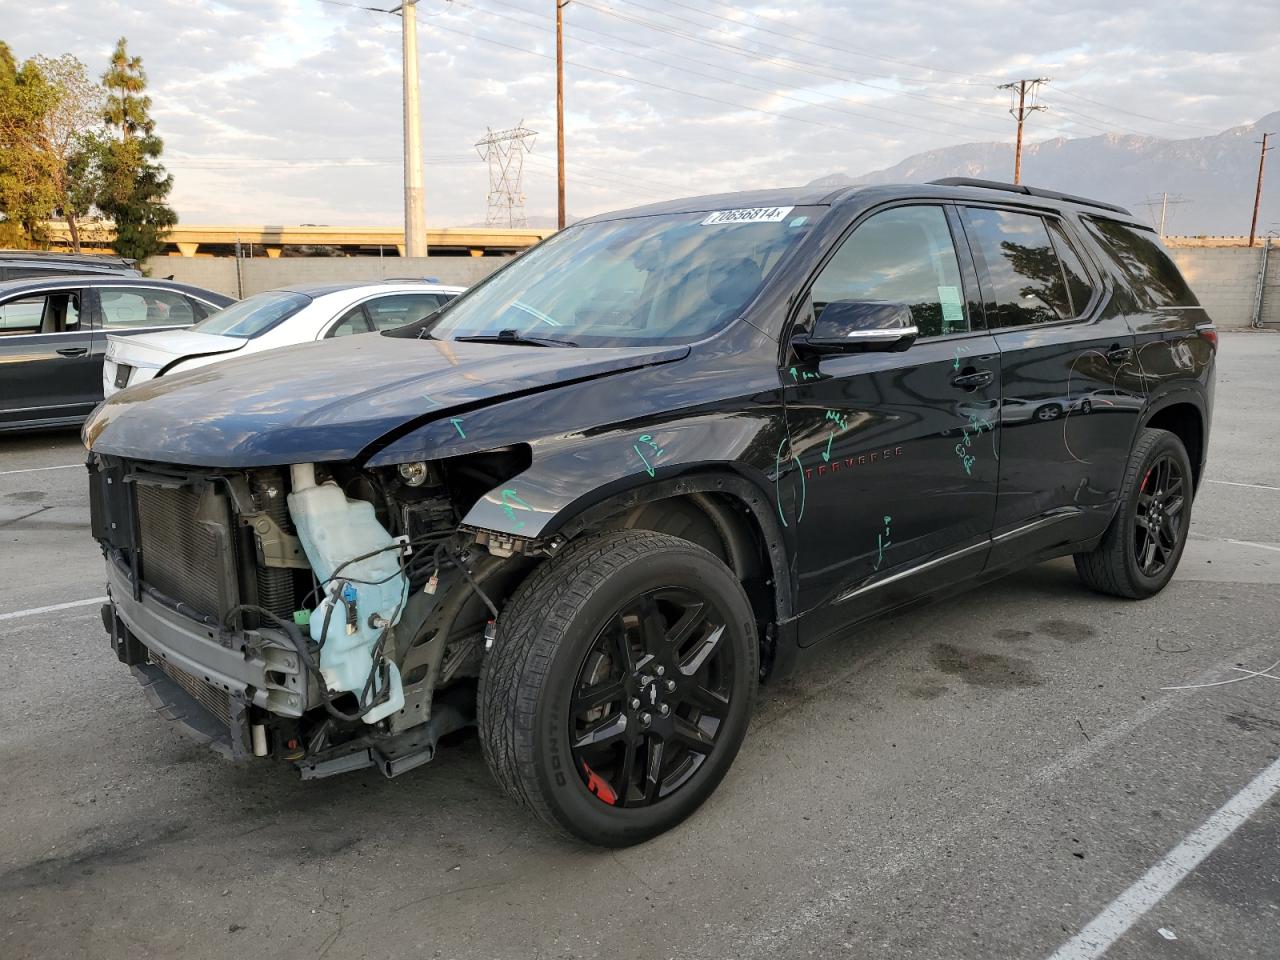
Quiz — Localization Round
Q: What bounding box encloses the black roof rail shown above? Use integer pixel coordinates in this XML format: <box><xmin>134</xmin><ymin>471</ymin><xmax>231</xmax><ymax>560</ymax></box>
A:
<box><xmin>928</xmin><ymin>177</ymin><xmax>1131</xmax><ymax>216</ymax></box>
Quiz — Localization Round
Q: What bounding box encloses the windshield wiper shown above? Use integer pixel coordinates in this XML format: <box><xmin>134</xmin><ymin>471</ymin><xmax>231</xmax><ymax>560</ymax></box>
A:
<box><xmin>454</xmin><ymin>329</ymin><xmax>579</xmax><ymax>347</ymax></box>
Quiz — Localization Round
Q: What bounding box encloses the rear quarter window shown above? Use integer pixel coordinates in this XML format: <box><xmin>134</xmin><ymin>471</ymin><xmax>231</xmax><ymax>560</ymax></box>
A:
<box><xmin>1083</xmin><ymin>218</ymin><xmax>1198</xmax><ymax>308</ymax></box>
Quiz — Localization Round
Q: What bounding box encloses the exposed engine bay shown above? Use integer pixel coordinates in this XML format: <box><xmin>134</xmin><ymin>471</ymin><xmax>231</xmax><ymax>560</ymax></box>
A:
<box><xmin>89</xmin><ymin>446</ymin><xmax>538</xmax><ymax>779</ymax></box>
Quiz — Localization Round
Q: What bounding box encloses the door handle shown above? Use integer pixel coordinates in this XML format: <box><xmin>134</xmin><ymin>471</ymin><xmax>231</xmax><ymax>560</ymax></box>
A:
<box><xmin>56</xmin><ymin>347</ymin><xmax>88</xmax><ymax>358</ymax></box>
<box><xmin>1106</xmin><ymin>346</ymin><xmax>1133</xmax><ymax>364</ymax></box>
<box><xmin>950</xmin><ymin>369</ymin><xmax>993</xmax><ymax>390</ymax></box>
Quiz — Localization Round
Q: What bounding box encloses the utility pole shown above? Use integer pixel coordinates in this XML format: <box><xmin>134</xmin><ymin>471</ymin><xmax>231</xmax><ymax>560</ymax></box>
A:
<box><xmin>556</xmin><ymin>0</ymin><xmax>568</xmax><ymax>230</ymax></box>
<box><xmin>395</xmin><ymin>1</ymin><xmax>428</xmax><ymax>257</ymax></box>
<box><xmin>1142</xmin><ymin>192</ymin><xmax>1189</xmax><ymax>238</ymax></box>
<box><xmin>997</xmin><ymin>78</ymin><xmax>1050</xmax><ymax>185</ymax></box>
<box><xmin>1249</xmin><ymin>132</ymin><xmax>1273</xmax><ymax>248</ymax></box>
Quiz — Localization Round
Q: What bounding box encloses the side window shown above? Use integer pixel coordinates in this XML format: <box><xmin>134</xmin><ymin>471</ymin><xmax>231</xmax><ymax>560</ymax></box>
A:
<box><xmin>188</xmin><ymin>298</ymin><xmax>212</xmax><ymax>322</ymax></box>
<box><xmin>329</xmin><ymin>305</ymin><xmax>372</xmax><ymax>337</ymax></box>
<box><xmin>99</xmin><ymin>289</ymin><xmax>194</xmax><ymax>328</ymax></box>
<box><xmin>1046</xmin><ymin>219</ymin><xmax>1095</xmax><ymax>315</ymax></box>
<box><xmin>0</xmin><ymin>296</ymin><xmax>48</xmax><ymax>335</ymax></box>
<box><xmin>963</xmin><ymin>207</ymin><xmax>1071</xmax><ymax>327</ymax></box>
<box><xmin>1083</xmin><ymin>218</ymin><xmax>1198</xmax><ymax>308</ymax></box>
<box><xmin>365</xmin><ymin>293</ymin><xmax>444</xmax><ymax>331</ymax></box>
<box><xmin>810</xmin><ymin>205</ymin><xmax>969</xmax><ymax>338</ymax></box>
<box><xmin>0</xmin><ymin>292</ymin><xmax>79</xmax><ymax>335</ymax></box>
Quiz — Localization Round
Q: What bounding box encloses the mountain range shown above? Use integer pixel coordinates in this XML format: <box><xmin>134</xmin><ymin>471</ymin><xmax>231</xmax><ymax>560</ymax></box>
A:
<box><xmin>810</xmin><ymin>110</ymin><xmax>1280</xmax><ymax>237</ymax></box>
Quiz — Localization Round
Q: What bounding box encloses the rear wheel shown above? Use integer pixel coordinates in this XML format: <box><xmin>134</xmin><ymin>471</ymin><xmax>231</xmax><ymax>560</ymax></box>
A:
<box><xmin>479</xmin><ymin>530</ymin><xmax>758</xmax><ymax>846</ymax></box>
<box><xmin>1074</xmin><ymin>427</ymin><xmax>1194</xmax><ymax>598</ymax></box>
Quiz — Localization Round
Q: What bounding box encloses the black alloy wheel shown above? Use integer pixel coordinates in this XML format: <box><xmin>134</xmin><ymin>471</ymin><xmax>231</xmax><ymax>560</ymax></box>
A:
<box><xmin>570</xmin><ymin>587</ymin><xmax>734</xmax><ymax>808</ymax></box>
<box><xmin>479</xmin><ymin>530</ymin><xmax>757</xmax><ymax>846</ymax></box>
<box><xmin>1133</xmin><ymin>454</ymin><xmax>1186</xmax><ymax>578</ymax></box>
<box><xmin>1074</xmin><ymin>427</ymin><xmax>1195</xmax><ymax>599</ymax></box>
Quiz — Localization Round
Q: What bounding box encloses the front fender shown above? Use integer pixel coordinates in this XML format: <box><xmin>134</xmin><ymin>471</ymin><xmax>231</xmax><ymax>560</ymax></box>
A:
<box><xmin>459</xmin><ymin>409</ymin><xmax>786</xmax><ymax>540</ymax></box>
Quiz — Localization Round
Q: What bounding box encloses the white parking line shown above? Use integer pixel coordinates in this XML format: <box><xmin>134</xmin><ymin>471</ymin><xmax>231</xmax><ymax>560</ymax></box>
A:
<box><xmin>1224</xmin><ymin>538</ymin><xmax>1280</xmax><ymax>554</ymax></box>
<box><xmin>0</xmin><ymin>596</ymin><xmax>107</xmax><ymax>622</ymax></box>
<box><xmin>1045</xmin><ymin>754</ymin><xmax>1280</xmax><ymax>960</ymax></box>
<box><xmin>0</xmin><ymin>463</ymin><xmax>80</xmax><ymax>477</ymax></box>
<box><xmin>1205</xmin><ymin>478</ymin><xmax>1280</xmax><ymax>492</ymax></box>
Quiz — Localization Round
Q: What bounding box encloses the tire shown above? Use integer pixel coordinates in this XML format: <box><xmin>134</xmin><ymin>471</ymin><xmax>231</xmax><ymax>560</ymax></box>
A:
<box><xmin>1074</xmin><ymin>427</ymin><xmax>1194</xmax><ymax>599</ymax></box>
<box><xmin>1035</xmin><ymin>403</ymin><xmax>1062</xmax><ymax>421</ymax></box>
<box><xmin>1080</xmin><ymin>399</ymin><xmax>1092</xmax><ymax>415</ymax></box>
<box><xmin>478</xmin><ymin>530</ymin><xmax>758</xmax><ymax>846</ymax></box>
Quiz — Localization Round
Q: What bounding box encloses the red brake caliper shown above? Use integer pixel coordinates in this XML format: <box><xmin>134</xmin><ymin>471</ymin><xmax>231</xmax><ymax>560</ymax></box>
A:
<box><xmin>582</xmin><ymin>762</ymin><xmax>618</xmax><ymax>805</ymax></box>
<box><xmin>1141</xmin><ymin>468</ymin><xmax>1153</xmax><ymax>492</ymax></box>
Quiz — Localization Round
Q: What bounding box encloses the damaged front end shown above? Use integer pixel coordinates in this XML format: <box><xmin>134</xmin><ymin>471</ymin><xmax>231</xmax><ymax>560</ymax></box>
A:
<box><xmin>89</xmin><ymin>446</ymin><xmax>534</xmax><ymax>779</ymax></box>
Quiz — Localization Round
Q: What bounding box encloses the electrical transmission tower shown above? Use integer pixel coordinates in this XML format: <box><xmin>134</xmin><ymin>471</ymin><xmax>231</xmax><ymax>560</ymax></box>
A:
<box><xmin>997</xmin><ymin>78</ymin><xmax>1050</xmax><ymax>185</ymax></box>
<box><xmin>475</xmin><ymin>123</ymin><xmax>537</xmax><ymax>228</ymax></box>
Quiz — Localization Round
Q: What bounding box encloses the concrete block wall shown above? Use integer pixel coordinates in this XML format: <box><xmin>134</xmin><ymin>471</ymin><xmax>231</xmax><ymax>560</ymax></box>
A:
<box><xmin>145</xmin><ymin>255</ymin><xmax>508</xmax><ymax>299</ymax></box>
<box><xmin>1165</xmin><ymin>246</ymin><xmax>1268</xmax><ymax>328</ymax></box>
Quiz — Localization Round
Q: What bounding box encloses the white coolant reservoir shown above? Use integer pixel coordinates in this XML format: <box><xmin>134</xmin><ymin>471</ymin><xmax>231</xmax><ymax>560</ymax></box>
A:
<box><xmin>287</xmin><ymin>463</ymin><xmax>406</xmax><ymax>724</ymax></box>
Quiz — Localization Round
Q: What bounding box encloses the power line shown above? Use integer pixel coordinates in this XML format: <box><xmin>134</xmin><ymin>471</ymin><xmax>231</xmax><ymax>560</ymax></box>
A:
<box><xmin>642</xmin><ymin>0</ymin><xmax>1003</xmax><ymax>85</ymax></box>
<box><xmin>570</xmin><ymin>0</ymin><xmax>1016</xmax><ymax>130</ymax></box>
<box><xmin>1052</xmin><ymin>87</ymin><xmax>1219</xmax><ymax>133</ymax></box>
<box><xmin>1139</xmin><ymin>192</ymin><xmax>1190</xmax><ymax>237</ymax></box>
<box><xmin>425</xmin><ymin>16</ymin><xmax>967</xmax><ymax>140</ymax></box>
<box><xmin>459</xmin><ymin>0</ymin><xmax>1008</xmax><ymax>139</ymax></box>
<box><xmin>460</xmin><ymin>0</ymin><xmax>1008</xmax><ymax>140</ymax></box>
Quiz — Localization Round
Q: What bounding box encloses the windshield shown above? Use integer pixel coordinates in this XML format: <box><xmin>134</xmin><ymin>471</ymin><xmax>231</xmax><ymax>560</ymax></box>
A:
<box><xmin>424</xmin><ymin>205</ymin><xmax>823</xmax><ymax>346</ymax></box>
<box><xmin>191</xmin><ymin>291</ymin><xmax>311</xmax><ymax>339</ymax></box>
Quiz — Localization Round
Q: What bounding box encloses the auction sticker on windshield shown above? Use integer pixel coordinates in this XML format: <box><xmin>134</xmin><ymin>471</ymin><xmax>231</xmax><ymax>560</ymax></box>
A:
<box><xmin>702</xmin><ymin>206</ymin><xmax>794</xmax><ymax>225</ymax></box>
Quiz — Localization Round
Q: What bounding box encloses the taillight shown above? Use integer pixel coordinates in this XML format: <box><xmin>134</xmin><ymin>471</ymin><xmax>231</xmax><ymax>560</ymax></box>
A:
<box><xmin>1197</xmin><ymin>325</ymin><xmax>1218</xmax><ymax>350</ymax></box>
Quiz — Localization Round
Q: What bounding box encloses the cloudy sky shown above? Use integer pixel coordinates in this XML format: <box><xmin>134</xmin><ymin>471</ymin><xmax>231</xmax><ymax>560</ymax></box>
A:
<box><xmin>3</xmin><ymin>0</ymin><xmax>1277</xmax><ymax>226</ymax></box>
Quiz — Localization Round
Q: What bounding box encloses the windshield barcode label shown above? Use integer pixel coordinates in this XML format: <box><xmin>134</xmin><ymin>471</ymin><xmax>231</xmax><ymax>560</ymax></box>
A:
<box><xmin>701</xmin><ymin>206</ymin><xmax>794</xmax><ymax>226</ymax></box>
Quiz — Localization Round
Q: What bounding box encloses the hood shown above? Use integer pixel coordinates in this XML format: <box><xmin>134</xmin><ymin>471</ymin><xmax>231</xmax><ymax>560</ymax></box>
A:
<box><xmin>107</xmin><ymin>329</ymin><xmax>246</xmax><ymax>369</ymax></box>
<box><xmin>85</xmin><ymin>333</ymin><xmax>689</xmax><ymax>466</ymax></box>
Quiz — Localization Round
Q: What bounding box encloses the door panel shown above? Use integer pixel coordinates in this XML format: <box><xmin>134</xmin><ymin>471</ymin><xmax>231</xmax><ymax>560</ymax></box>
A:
<box><xmin>784</xmin><ymin>336</ymin><xmax>1001</xmax><ymax>642</ymax></box>
<box><xmin>781</xmin><ymin>202</ymin><xmax>1000</xmax><ymax>645</ymax></box>
<box><xmin>959</xmin><ymin>206</ymin><xmax>1140</xmax><ymax>554</ymax></box>
<box><xmin>991</xmin><ymin>316</ymin><xmax>1140</xmax><ymax>539</ymax></box>
<box><xmin>0</xmin><ymin>287</ymin><xmax>96</xmax><ymax>426</ymax></box>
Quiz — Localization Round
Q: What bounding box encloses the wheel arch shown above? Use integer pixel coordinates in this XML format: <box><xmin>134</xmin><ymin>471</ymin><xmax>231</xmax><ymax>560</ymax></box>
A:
<box><xmin>1141</xmin><ymin>393</ymin><xmax>1206</xmax><ymax>490</ymax></box>
<box><xmin>533</xmin><ymin>471</ymin><xmax>794</xmax><ymax>678</ymax></box>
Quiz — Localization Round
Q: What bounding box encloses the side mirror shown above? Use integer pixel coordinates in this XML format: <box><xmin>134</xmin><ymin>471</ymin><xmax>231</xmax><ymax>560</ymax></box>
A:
<box><xmin>793</xmin><ymin>300</ymin><xmax>918</xmax><ymax>356</ymax></box>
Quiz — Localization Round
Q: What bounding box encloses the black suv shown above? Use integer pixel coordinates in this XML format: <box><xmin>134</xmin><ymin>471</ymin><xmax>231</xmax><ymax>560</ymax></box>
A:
<box><xmin>0</xmin><ymin>250</ymin><xmax>141</xmax><ymax>281</ymax></box>
<box><xmin>85</xmin><ymin>179</ymin><xmax>1214</xmax><ymax>846</ymax></box>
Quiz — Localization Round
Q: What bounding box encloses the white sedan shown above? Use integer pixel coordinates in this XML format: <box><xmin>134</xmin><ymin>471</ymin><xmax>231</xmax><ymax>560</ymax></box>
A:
<box><xmin>103</xmin><ymin>280</ymin><xmax>463</xmax><ymax>397</ymax></box>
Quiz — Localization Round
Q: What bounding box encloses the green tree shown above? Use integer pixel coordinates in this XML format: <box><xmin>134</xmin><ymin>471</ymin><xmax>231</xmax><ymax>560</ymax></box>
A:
<box><xmin>98</xmin><ymin>37</ymin><xmax>175</xmax><ymax>262</ymax></box>
<box><xmin>31</xmin><ymin>53</ymin><xmax>108</xmax><ymax>252</ymax></box>
<box><xmin>0</xmin><ymin>41</ymin><xmax>59</xmax><ymax>248</ymax></box>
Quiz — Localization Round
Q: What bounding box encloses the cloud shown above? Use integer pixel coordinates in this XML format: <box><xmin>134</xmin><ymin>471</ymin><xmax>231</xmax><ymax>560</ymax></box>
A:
<box><xmin>3</xmin><ymin>0</ymin><xmax>1275</xmax><ymax>225</ymax></box>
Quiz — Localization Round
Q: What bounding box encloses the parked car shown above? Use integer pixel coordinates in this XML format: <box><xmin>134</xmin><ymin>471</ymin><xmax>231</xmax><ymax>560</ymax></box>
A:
<box><xmin>0</xmin><ymin>276</ymin><xmax>233</xmax><ymax>431</ymax></box>
<box><xmin>85</xmin><ymin>179</ymin><xmax>1214</xmax><ymax>846</ymax></box>
<box><xmin>102</xmin><ymin>280</ymin><xmax>464</xmax><ymax>396</ymax></box>
<box><xmin>0</xmin><ymin>250</ymin><xmax>141</xmax><ymax>281</ymax></box>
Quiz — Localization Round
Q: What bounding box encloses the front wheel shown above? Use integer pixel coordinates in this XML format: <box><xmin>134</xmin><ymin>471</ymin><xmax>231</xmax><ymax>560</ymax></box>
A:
<box><xmin>479</xmin><ymin>530</ymin><xmax>758</xmax><ymax>846</ymax></box>
<box><xmin>1074</xmin><ymin>427</ymin><xmax>1194</xmax><ymax>598</ymax></box>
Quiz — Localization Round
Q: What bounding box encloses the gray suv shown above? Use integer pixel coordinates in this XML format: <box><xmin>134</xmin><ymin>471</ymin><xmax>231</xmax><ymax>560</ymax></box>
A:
<box><xmin>0</xmin><ymin>251</ymin><xmax>141</xmax><ymax>282</ymax></box>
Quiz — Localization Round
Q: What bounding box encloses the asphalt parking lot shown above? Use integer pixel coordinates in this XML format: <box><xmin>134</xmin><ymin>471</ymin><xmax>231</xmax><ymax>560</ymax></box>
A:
<box><xmin>2</xmin><ymin>332</ymin><xmax>1278</xmax><ymax>960</ymax></box>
